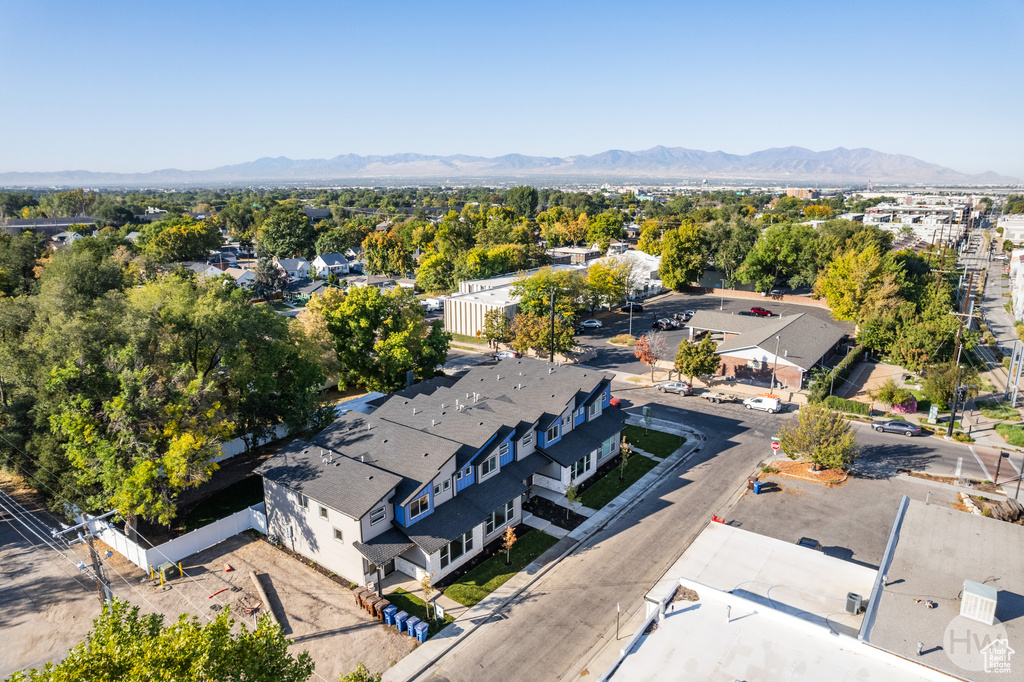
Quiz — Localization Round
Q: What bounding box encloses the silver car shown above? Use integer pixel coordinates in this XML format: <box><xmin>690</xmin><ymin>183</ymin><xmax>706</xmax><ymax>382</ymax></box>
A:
<box><xmin>658</xmin><ymin>381</ymin><xmax>693</xmax><ymax>396</ymax></box>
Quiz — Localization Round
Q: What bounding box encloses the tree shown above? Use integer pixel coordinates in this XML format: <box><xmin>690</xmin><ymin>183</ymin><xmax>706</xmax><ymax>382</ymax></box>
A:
<box><xmin>319</xmin><ymin>286</ymin><xmax>450</xmax><ymax>392</ymax></box>
<box><xmin>813</xmin><ymin>243</ymin><xmax>900</xmax><ymax>324</ymax></box>
<box><xmin>258</xmin><ymin>205</ymin><xmax>316</xmax><ymax>259</ymax></box>
<box><xmin>145</xmin><ymin>218</ymin><xmax>223</xmax><ymax>263</ymax></box>
<box><xmin>634</xmin><ymin>332</ymin><xmax>668</xmax><ymax>382</ymax></box>
<box><xmin>5</xmin><ymin>598</ymin><xmax>314</xmax><ymax>682</ymax></box>
<box><xmin>416</xmin><ymin>252</ymin><xmax>455</xmax><ymax>293</ymax></box>
<box><xmin>777</xmin><ymin>402</ymin><xmax>858</xmax><ymax>471</ymax></box>
<box><xmin>584</xmin><ymin>260</ymin><xmax>627</xmax><ymax>310</ymax></box>
<box><xmin>659</xmin><ymin>222</ymin><xmax>705</xmax><ymax>290</ymax></box>
<box><xmin>923</xmin><ymin>362</ymin><xmax>978</xmax><ymax>410</ymax></box>
<box><xmin>315</xmin><ymin>229</ymin><xmax>350</xmax><ymax>256</ymax></box>
<box><xmin>737</xmin><ymin>222</ymin><xmax>818</xmax><ymax>292</ymax></box>
<box><xmin>505</xmin><ymin>186</ymin><xmax>539</xmax><ymax>219</ymax></box>
<box><xmin>420</xmin><ymin>572</ymin><xmax>436</xmax><ymax>620</ymax></box>
<box><xmin>1004</xmin><ymin>239</ymin><xmax>1015</xmax><ymax>253</ymax></box>
<box><xmin>586</xmin><ymin>211</ymin><xmax>624</xmax><ymax>250</ymax></box>
<box><xmin>556</xmin><ymin>212</ymin><xmax>588</xmax><ymax>246</ymax></box>
<box><xmin>706</xmin><ymin>218</ymin><xmax>759</xmax><ymax>283</ymax></box>
<box><xmin>502</xmin><ymin>524</ymin><xmax>517</xmax><ymax>565</ymax></box>
<box><xmin>674</xmin><ymin>335</ymin><xmax>720</xmax><ymax>385</ymax></box>
<box><xmin>339</xmin><ymin>663</ymin><xmax>381</xmax><ymax>682</ymax></box>
<box><xmin>510</xmin><ymin>267</ymin><xmax>586</xmax><ymax>318</ymax></box>
<box><xmin>510</xmin><ymin>312</ymin><xmax>575</xmax><ymax>356</ymax></box>
<box><xmin>482</xmin><ymin>308</ymin><xmax>513</xmax><ymax>348</ymax></box>
<box><xmin>637</xmin><ymin>222</ymin><xmax>662</xmax><ymax>256</ymax></box>
<box><xmin>564</xmin><ymin>483</ymin><xmax>580</xmax><ymax>520</ymax></box>
<box><xmin>362</xmin><ymin>232</ymin><xmax>413</xmax><ymax>276</ymax></box>
<box><xmin>618</xmin><ymin>436</ymin><xmax>633</xmax><ymax>481</ymax></box>
<box><xmin>252</xmin><ymin>257</ymin><xmax>288</xmax><ymax>300</ymax></box>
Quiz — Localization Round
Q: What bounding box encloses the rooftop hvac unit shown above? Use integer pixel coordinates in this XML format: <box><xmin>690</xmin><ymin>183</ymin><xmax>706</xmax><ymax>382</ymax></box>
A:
<box><xmin>961</xmin><ymin>579</ymin><xmax>998</xmax><ymax>625</ymax></box>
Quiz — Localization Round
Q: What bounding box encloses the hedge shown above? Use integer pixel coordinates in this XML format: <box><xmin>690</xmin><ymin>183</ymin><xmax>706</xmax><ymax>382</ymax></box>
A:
<box><xmin>824</xmin><ymin>395</ymin><xmax>871</xmax><ymax>415</ymax></box>
<box><xmin>808</xmin><ymin>344</ymin><xmax>864</xmax><ymax>403</ymax></box>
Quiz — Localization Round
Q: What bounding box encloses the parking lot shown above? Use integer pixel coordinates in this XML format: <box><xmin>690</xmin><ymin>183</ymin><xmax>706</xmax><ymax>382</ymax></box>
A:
<box><xmin>718</xmin><ymin>461</ymin><xmax>959</xmax><ymax>569</ymax></box>
<box><xmin>576</xmin><ymin>291</ymin><xmax>855</xmax><ymax>376</ymax></box>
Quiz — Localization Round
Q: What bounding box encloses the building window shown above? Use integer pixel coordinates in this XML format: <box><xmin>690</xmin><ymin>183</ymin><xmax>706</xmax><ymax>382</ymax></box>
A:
<box><xmin>601</xmin><ymin>435</ymin><xmax>614</xmax><ymax>459</ymax></box>
<box><xmin>486</xmin><ymin>500</ymin><xmax>516</xmax><ymax>535</ymax></box>
<box><xmin>410</xmin><ymin>494</ymin><xmax>430</xmax><ymax>519</ymax></box>
<box><xmin>440</xmin><ymin>530</ymin><xmax>474</xmax><ymax>569</ymax></box>
<box><xmin>499</xmin><ymin>442</ymin><xmax>510</xmax><ymax>457</ymax></box>
<box><xmin>434</xmin><ymin>483</ymin><xmax>442</xmax><ymax>496</ymax></box>
<box><xmin>299</xmin><ymin>494</ymin><xmax>308</xmax><ymax>511</ymax></box>
<box><xmin>333</xmin><ymin>528</ymin><xmax>343</xmax><ymax>543</ymax></box>
<box><xmin>370</xmin><ymin>506</ymin><xmax>386</xmax><ymax>525</ymax></box>
<box><xmin>443</xmin><ymin>479</ymin><xmax>451</xmax><ymax>492</ymax></box>
<box><xmin>482</xmin><ymin>454</ymin><xmax>497</xmax><ymax>477</ymax></box>
<box><xmin>571</xmin><ymin>452</ymin><xmax>592</xmax><ymax>480</ymax></box>
<box><xmin>588</xmin><ymin>401</ymin><xmax>602</xmax><ymax>419</ymax></box>
<box><xmin>456</xmin><ymin>470</ymin><xmax>463</xmax><ymax>481</ymax></box>
<box><xmin>546</xmin><ymin>424</ymin><xmax>559</xmax><ymax>443</ymax></box>
<box><xmin>319</xmin><ymin>506</ymin><xmax>328</xmax><ymax>520</ymax></box>
<box><xmin>522</xmin><ymin>432</ymin><xmax>533</xmax><ymax>446</ymax></box>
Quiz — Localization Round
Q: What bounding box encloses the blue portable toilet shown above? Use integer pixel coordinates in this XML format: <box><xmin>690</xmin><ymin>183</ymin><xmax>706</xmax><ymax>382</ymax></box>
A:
<box><xmin>394</xmin><ymin>610</ymin><xmax>409</xmax><ymax>632</ymax></box>
<box><xmin>406</xmin><ymin>616</ymin><xmax>421</xmax><ymax>636</ymax></box>
<box><xmin>383</xmin><ymin>604</ymin><xmax>398</xmax><ymax>626</ymax></box>
<box><xmin>415</xmin><ymin>621</ymin><xmax>429</xmax><ymax>643</ymax></box>
<box><xmin>753</xmin><ymin>480</ymin><xmax>763</xmax><ymax>495</ymax></box>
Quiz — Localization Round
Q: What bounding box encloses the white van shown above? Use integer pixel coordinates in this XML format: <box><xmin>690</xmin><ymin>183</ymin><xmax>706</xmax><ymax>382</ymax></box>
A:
<box><xmin>743</xmin><ymin>396</ymin><xmax>781</xmax><ymax>414</ymax></box>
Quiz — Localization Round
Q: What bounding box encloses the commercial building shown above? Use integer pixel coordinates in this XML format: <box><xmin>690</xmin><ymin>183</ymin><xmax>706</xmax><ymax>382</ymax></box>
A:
<box><xmin>256</xmin><ymin>358</ymin><xmax>624</xmax><ymax>587</ymax></box>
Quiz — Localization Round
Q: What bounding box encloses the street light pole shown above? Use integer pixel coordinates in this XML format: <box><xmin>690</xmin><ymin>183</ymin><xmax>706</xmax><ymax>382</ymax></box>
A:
<box><xmin>770</xmin><ymin>335</ymin><xmax>781</xmax><ymax>390</ymax></box>
<box><xmin>720</xmin><ymin>279</ymin><xmax>726</xmax><ymax>310</ymax></box>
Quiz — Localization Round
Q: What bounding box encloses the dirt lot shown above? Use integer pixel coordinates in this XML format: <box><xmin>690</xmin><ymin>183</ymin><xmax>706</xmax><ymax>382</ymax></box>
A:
<box><xmin>0</xmin><ymin>484</ymin><xmax>101</xmax><ymax>678</ymax></box>
<box><xmin>97</xmin><ymin>533</ymin><xmax>418</xmax><ymax>681</ymax></box>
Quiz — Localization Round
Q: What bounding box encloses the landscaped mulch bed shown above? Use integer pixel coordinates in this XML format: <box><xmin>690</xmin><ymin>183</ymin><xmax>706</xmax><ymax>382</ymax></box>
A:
<box><xmin>764</xmin><ymin>460</ymin><xmax>849</xmax><ymax>487</ymax></box>
<box><xmin>522</xmin><ymin>496</ymin><xmax>588</xmax><ymax>531</ymax></box>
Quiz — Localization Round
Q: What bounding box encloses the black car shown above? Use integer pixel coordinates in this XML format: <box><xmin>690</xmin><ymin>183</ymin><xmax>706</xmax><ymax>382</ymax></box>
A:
<box><xmin>620</xmin><ymin>303</ymin><xmax>644</xmax><ymax>313</ymax></box>
<box><xmin>873</xmin><ymin>420</ymin><xmax>922</xmax><ymax>437</ymax></box>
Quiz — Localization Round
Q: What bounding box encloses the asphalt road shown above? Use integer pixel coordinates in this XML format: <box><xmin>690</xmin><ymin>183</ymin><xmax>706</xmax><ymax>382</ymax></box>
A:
<box><xmin>416</xmin><ymin>383</ymin><xmax>1000</xmax><ymax>682</ymax></box>
<box><xmin>575</xmin><ymin>291</ymin><xmax>854</xmax><ymax>376</ymax></box>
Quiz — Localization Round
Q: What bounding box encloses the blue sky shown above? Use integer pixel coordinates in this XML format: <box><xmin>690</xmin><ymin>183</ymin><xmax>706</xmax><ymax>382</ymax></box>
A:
<box><xmin>1</xmin><ymin>0</ymin><xmax>1022</xmax><ymax>177</ymax></box>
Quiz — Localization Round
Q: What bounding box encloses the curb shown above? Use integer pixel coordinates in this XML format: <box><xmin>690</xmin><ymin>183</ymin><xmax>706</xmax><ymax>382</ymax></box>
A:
<box><xmin>383</xmin><ymin>424</ymin><xmax>706</xmax><ymax>682</ymax></box>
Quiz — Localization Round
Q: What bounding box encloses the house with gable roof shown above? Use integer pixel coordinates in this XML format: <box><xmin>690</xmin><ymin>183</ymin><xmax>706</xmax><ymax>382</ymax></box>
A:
<box><xmin>255</xmin><ymin>358</ymin><xmax>624</xmax><ymax>586</ymax></box>
<box><xmin>311</xmin><ymin>252</ymin><xmax>350</xmax><ymax>278</ymax></box>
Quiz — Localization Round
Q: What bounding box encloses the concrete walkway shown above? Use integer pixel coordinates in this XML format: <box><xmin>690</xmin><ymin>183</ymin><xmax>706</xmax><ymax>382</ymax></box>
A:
<box><xmin>382</xmin><ymin>418</ymin><xmax>706</xmax><ymax>682</ymax></box>
<box><xmin>521</xmin><ymin>511</ymin><xmax>570</xmax><ymax>539</ymax></box>
<box><xmin>379</xmin><ymin>571</ymin><xmax>469</xmax><ymax>621</ymax></box>
<box><xmin>532</xmin><ymin>486</ymin><xmax>596</xmax><ymax>518</ymax></box>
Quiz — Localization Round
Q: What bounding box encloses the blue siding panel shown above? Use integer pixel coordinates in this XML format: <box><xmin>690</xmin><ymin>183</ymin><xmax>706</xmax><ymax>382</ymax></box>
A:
<box><xmin>498</xmin><ymin>434</ymin><xmax>514</xmax><ymax>466</ymax></box>
<box><xmin>456</xmin><ymin>466</ymin><xmax>474</xmax><ymax>492</ymax></box>
<box><xmin>402</xmin><ymin>487</ymin><xmax>434</xmax><ymax>528</ymax></box>
<box><xmin>573</xmin><ymin>409</ymin><xmax>585</xmax><ymax>427</ymax></box>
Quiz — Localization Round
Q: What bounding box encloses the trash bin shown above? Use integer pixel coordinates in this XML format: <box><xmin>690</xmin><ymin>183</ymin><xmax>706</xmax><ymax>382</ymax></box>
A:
<box><xmin>383</xmin><ymin>605</ymin><xmax>398</xmax><ymax>626</ymax></box>
<box><xmin>375</xmin><ymin>599</ymin><xmax>391</xmax><ymax>620</ymax></box>
<box><xmin>753</xmin><ymin>480</ymin><xmax>763</xmax><ymax>495</ymax></box>
<box><xmin>353</xmin><ymin>587</ymin><xmax>368</xmax><ymax>608</ymax></box>
<box><xmin>415</xmin><ymin>621</ymin><xmax>430</xmax><ymax>643</ymax></box>
<box><xmin>747</xmin><ymin>476</ymin><xmax>758</xmax><ymax>491</ymax></box>
<box><xmin>406</xmin><ymin>616</ymin><xmax>421</xmax><ymax>636</ymax></box>
<box><xmin>364</xmin><ymin>594</ymin><xmax>381</xmax><ymax>615</ymax></box>
<box><xmin>394</xmin><ymin>610</ymin><xmax>408</xmax><ymax>632</ymax></box>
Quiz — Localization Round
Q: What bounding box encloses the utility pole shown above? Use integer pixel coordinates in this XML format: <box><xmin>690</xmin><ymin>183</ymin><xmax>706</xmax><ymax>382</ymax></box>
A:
<box><xmin>549</xmin><ymin>289</ymin><xmax>556</xmax><ymax>363</ymax></box>
<box><xmin>54</xmin><ymin>510</ymin><xmax>117</xmax><ymax>606</ymax></box>
<box><xmin>720</xmin><ymin>279</ymin><xmax>726</xmax><ymax>310</ymax></box>
<box><xmin>770</xmin><ymin>335</ymin><xmax>781</xmax><ymax>391</ymax></box>
<box><xmin>947</xmin><ymin>365</ymin><xmax>963</xmax><ymax>438</ymax></box>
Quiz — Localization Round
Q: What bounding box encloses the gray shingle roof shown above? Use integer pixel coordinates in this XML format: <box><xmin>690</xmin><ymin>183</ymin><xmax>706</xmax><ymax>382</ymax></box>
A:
<box><xmin>352</xmin><ymin>526</ymin><xmax>415</xmax><ymax>566</ymax></box>
<box><xmin>687</xmin><ymin>310</ymin><xmax>779</xmax><ymax>335</ymax></box>
<box><xmin>275</xmin><ymin>257</ymin><xmax>309</xmax><ymax>270</ymax></box>
<box><xmin>715</xmin><ymin>313</ymin><xmax>846</xmax><ymax>371</ymax></box>
<box><xmin>316</xmin><ymin>252</ymin><xmax>349</xmax><ymax>266</ymax></box>
<box><xmin>254</xmin><ymin>439</ymin><xmax>401</xmax><ymax>519</ymax></box>
<box><xmin>538</xmin><ymin>406</ymin><xmax>628</xmax><ymax>467</ymax></box>
<box><xmin>313</xmin><ymin>412</ymin><xmax>462</xmax><ymax>507</ymax></box>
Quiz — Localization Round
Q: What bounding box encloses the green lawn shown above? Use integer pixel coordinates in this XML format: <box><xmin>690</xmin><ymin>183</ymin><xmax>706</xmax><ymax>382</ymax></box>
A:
<box><xmin>623</xmin><ymin>425</ymin><xmax>686</xmax><ymax>458</ymax></box>
<box><xmin>908</xmin><ymin>389</ymin><xmax>937</xmax><ymax>413</ymax></box>
<box><xmin>180</xmin><ymin>476</ymin><xmax>265</xmax><ymax>532</ymax></box>
<box><xmin>995</xmin><ymin>423</ymin><xmax>1024</xmax><ymax>447</ymax></box>
<box><xmin>450</xmin><ymin>332</ymin><xmax>486</xmax><ymax>345</ymax></box>
<box><xmin>976</xmin><ymin>400</ymin><xmax>1020</xmax><ymax>421</ymax></box>
<box><xmin>384</xmin><ymin>588</ymin><xmax>454</xmax><ymax>638</ymax></box>
<box><xmin>443</xmin><ymin>530</ymin><xmax>558</xmax><ymax>607</ymax></box>
<box><xmin>580</xmin><ymin>455</ymin><xmax>658</xmax><ymax>509</ymax></box>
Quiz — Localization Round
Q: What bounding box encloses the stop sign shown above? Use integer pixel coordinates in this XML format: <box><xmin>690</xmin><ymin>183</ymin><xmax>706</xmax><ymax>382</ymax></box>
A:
<box><xmin>771</xmin><ymin>441</ymin><xmax>780</xmax><ymax>451</ymax></box>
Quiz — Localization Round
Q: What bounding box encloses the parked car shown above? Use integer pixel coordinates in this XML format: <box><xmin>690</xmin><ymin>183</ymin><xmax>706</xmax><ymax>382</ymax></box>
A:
<box><xmin>579</xmin><ymin>319</ymin><xmax>603</xmax><ymax>329</ymax></box>
<box><xmin>743</xmin><ymin>395</ymin><xmax>781</xmax><ymax>413</ymax></box>
<box><xmin>652</xmin><ymin>318</ymin><xmax>679</xmax><ymax>330</ymax></box>
<box><xmin>620</xmin><ymin>302</ymin><xmax>644</xmax><ymax>313</ymax></box>
<box><xmin>873</xmin><ymin>420</ymin><xmax>922</xmax><ymax>437</ymax></box>
<box><xmin>749</xmin><ymin>307</ymin><xmax>773</xmax><ymax>317</ymax></box>
<box><xmin>493</xmin><ymin>350</ymin><xmax>521</xmax><ymax>360</ymax></box>
<box><xmin>769</xmin><ymin>289</ymin><xmax>783</xmax><ymax>296</ymax></box>
<box><xmin>683</xmin><ymin>309</ymin><xmax>696</xmax><ymax>318</ymax></box>
<box><xmin>609</xmin><ymin>397</ymin><xmax>622</xmax><ymax>407</ymax></box>
<box><xmin>658</xmin><ymin>381</ymin><xmax>693</xmax><ymax>395</ymax></box>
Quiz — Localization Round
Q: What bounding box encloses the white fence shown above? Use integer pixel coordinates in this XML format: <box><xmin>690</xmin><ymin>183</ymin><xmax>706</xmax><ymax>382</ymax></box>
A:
<box><xmin>87</xmin><ymin>503</ymin><xmax>267</xmax><ymax>571</ymax></box>
<box><xmin>215</xmin><ymin>425</ymin><xmax>290</xmax><ymax>463</ymax></box>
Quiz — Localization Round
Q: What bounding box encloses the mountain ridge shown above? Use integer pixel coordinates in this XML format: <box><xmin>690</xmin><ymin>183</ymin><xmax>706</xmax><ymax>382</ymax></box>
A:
<box><xmin>0</xmin><ymin>146</ymin><xmax>1016</xmax><ymax>186</ymax></box>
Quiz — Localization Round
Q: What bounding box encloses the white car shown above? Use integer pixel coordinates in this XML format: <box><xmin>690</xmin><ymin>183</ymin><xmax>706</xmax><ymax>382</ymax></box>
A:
<box><xmin>493</xmin><ymin>350</ymin><xmax>521</xmax><ymax>360</ymax></box>
<box><xmin>743</xmin><ymin>396</ymin><xmax>781</xmax><ymax>413</ymax></box>
<box><xmin>579</xmin><ymin>319</ymin><xmax>603</xmax><ymax>329</ymax></box>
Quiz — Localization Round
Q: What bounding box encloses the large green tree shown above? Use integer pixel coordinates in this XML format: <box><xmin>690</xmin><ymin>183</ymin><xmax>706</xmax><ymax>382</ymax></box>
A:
<box><xmin>674</xmin><ymin>335</ymin><xmax>720</xmax><ymax>385</ymax></box>
<box><xmin>362</xmin><ymin>232</ymin><xmax>414</xmax><ymax>276</ymax></box>
<box><xmin>145</xmin><ymin>217</ymin><xmax>224</xmax><ymax>263</ymax></box>
<box><xmin>659</xmin><ymin>222</ymin><xmax>705</xmax><ymax>290</ymax></box>
<box><xmin>778</xmin><ymin>403</ymin><xmax>858</xmax><ymax>471</ymax></box>
<box><xmin>510</xmin><ymin>267</ymin><xmax>586</xmax><ymax>318</ymax></box>
<box><xmin>510</xmin><ymin>312</ymin><xmax>575</xmax><ymax>356</ymax></box>
<box><xmin>6</xmin><ymin>598</ymin><xmax>314</xmax><ymax>682</ymax></box>
<box><xmin>258</xmin><ymin>205</ymin><xmax>316</xmax><ymax>259</ymax></box>
<box><xmin>505</xmin><ymin>186</ymin><xmax>539</xmax><ymax>219</ymax></box>
<box><xmin>737</xmin><ymin>222</ymin><xmax>818</xmax><ymax>292</ymax></box>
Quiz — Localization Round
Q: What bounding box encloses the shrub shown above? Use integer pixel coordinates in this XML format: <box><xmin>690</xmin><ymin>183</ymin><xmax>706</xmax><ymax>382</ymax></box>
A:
<box><xmin>610</xmin><ymin>333</ymin><xmax>637</xmax><ymax>347</ymax></box>
<box><xmin>952</xmin><ymin>431</ymin><xmax>975</xmax><ymax>443</ymax></box>
<box><xmin>823</xmin><ymin>395</ymin><xmax>871</xmax><ymax>415</ymax></box>
<box><xmin>808</xmin><ymin>345</ymin><xmax>863</xmax><ymax>403</ymax></box>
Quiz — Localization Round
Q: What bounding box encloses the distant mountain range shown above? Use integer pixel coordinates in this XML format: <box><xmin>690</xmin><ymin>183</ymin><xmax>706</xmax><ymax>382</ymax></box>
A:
<box><xmin>1</xmin><ymin>146</ymin><xmax>1016</xmax><ymax>187</ymax></box>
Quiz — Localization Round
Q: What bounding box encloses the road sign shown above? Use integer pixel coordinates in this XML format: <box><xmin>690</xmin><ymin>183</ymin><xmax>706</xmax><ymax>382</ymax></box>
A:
<box><xmin>771</xmin><ymin>441</ymin><xmax>781</xmax><ymax>451</ymax></box>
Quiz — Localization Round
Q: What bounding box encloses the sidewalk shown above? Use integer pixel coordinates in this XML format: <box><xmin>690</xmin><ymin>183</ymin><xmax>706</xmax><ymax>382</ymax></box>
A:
<box><xmin>382</xmin><ymin>419</ymin><xmax>705</xmax><ymax>682</ymax></box>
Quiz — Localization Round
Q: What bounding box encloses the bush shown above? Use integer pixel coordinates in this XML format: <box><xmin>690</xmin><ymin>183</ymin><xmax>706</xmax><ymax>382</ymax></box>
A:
<box><xmin>808</xmin><ymin>345</ymin><xmax>863</xmax><ymax>403</ymax></box>
<box><xmin>609</xmin><ymin>333</ymin><xmax>637</xmax><ymax>346</ymax></box>
<box><xmin>824</xmin><ymin>395</ymin><xmax>871</xmax><ymax>415</ymax></box>
<box><xmin>952</xmin><ymin>431</ymin><xmax>975</xmax><ymax>443</ymax></box>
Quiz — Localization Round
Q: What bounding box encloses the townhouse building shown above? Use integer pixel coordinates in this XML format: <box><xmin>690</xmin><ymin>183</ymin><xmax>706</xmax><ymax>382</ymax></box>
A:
<box><xmin>256</xmin><ymin>358</ymin><xmax>624</xmax><ymax>587</ymax></box>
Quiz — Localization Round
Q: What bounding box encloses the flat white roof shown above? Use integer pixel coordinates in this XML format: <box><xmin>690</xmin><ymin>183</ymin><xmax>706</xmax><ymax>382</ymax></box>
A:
<box><xmin>605</xmin><ymin>523</ymin><xmax>947</xmax><ymax>682</ymax></box>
